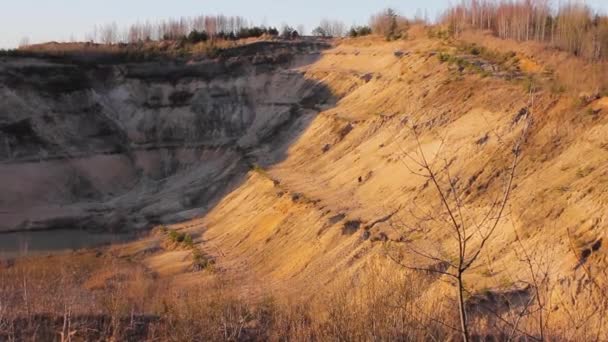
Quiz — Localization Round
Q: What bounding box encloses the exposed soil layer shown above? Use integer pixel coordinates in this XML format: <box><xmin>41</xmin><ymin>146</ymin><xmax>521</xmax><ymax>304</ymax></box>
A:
<box><xmin>0</xmin><ymin>40</ymin><xmax>332</xmax><ymax>233</ymax></box>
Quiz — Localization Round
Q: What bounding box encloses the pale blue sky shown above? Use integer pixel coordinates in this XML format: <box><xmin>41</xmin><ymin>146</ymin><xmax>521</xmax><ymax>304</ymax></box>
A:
<box><xmin>1</xmin><ymin>0</ymin><xmax>607</xmax><ymax>48</ymax></box>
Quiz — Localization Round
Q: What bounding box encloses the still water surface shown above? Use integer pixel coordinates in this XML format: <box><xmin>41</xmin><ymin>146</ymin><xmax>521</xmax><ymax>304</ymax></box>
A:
<box><xmin>0</xmin><ymin>229</ymin><xmax>136</xmax><ymax>259</ymax></box>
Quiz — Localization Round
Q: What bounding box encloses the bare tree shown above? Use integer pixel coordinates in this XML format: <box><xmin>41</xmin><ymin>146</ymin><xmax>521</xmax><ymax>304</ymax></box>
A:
<box><xmin>18</xmin><ymin>37</ymin><xmax>30</xmax><ymax>48</ymax></box>
<box><xmin>87</xmin><ymin>14</ymin><xmax>273</xmax><ymax>44</ymax></box>
<box><xmin>386</xmin><ymin>108</ymin><xmax>531</xmax><ymax>341</ymax></box>
<box><xmin>312</xmin><ymin>26</ymin><xmax>328</xmax><ymax>37</ymax></box>
<box><xmin>297</xmin><ymin>24</ymin><xmax>306</xmax><ymax>36</ymax></box>
<box><xmin>441</xmin><ymin>0</ymin><xmax>608</xmax><ymax>61</ymax></box>
<box><xmin>319</xmin><ymin>19</ymin><xmax>345</xmax><ymax>37</ymax></box>
<box><xmin>100</xmin><ymin>22</ymin><xmax>119</xmax><ymax>44</ymax></box>
<box><xmin>370</xmin><ymin>8</ymin><xmax>409</xmax><ymax>40</ymax></box>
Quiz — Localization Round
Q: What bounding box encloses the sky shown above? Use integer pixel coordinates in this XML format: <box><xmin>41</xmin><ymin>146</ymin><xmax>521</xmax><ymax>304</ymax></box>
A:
<box><xmin>1</xmin><ymin>0</ymin><xmax>608</xmax><ymax>48</ymax></box>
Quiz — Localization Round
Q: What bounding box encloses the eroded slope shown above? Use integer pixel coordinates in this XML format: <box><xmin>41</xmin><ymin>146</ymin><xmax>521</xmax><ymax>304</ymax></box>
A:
<box><xmin>165</xmin><ymin>35</ymin><xmax>608</xmax><ymax>321</ymax></box>
<box><xmin>0</xmin><ymin>41</ymin><xmax>331</xmax><ymax>232</ymax></box>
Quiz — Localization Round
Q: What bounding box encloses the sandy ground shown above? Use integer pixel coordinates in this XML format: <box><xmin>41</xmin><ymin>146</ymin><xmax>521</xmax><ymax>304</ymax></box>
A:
<box><xmin>4</xmin><ymin>35</ymin><xmax>608</xmax><ymax>320</ymax></box>
<box><xmin>160</xmin><ymin>35</ymin><xmax>608</xmax><ymax>305</ymax></box>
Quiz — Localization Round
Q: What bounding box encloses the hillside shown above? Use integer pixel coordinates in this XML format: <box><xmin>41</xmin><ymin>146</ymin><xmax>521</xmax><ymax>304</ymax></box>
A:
<box><xmin>174</xmin><ymin>33</ymin><xmax>608</xmax><ymax>336</ymax></box>
<box><xmin>0</xmin><ymin>40</ymin><xmax>330</xmax><ymax>233</ymax></box>
<box><xmin>1</xmin><ymin>31</ymin><xmax>607</xmax><ymax>340</ymax></box>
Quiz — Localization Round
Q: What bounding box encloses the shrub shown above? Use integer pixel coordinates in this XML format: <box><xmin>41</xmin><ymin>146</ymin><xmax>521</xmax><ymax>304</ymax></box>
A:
<box><xmin>281</xmin><ymin>26</ymin><xmax>299</xmax><ymax>40</ymax></box>
<box><xmin>183</xmin><ymin>234</ymin><xmax>194</xmax><ymax>248</ymax></box>
<box><xmin>312</xmin><ymin>26</ymin><xmax>328</xmax><ymax>37</ymax></box>
<box><xmin>370</xmin><ymin>8</ymin><xmax>409</xmax><ymax>41</ymax></box>
<box><xmin>267</xmin><ymin>27</ymin><xmax>280</xmax><ymax>36</ymax></box>
<box><xmin>168</xmin><ymin>230</ymin><xmax>189</xmax><ymax>244</ymax></box>
<box><xmin>186</xmin><ymin>30</ymin><xmax>209</xmax><ymax>44</ymax></box>
<box><xmin>348</xmin><ymin>26</ymin><xmax>372</xmax><ymax>38</ymax></box>
<box><xmin>427</xmin><ymin>27</ymin><xmax>451</xmax><ymax>39</ymax></box>
<box><xmin>192</xmin><ymin>249</ymin><xmax>214</xmax><ymax>270</ymax></box>
<box><xmin>437</xmin><ymin>52</ymin><xmax>451</xmax><ymax>63</ymax></box>
<box><xmin>457</xmin><ymin>43</ymin><xmax>516</xmax><ymax>66</ymax></box>
<box><xmin>165</xmin><ymin>228</ymin><xmax>197</xmax><ymax>249</ymax></box>
<box><xmin>168</xmin><ymin>230</ymin><xmax>179</xmax><ymax>242</ymax></box>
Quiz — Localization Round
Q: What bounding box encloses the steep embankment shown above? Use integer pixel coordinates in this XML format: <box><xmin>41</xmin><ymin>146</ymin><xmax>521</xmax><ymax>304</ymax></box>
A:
<box><xmin>166</xmin><ymin>35</ymin><xmax>608</xmax><ymax>311</ymax></box>
<box><xmin>0</xmin><ymin>41</ymin><xmax>331</xmax><ymax>232</ymax></box>
<box><xmin>3</xmin><ymin>34</ymin><xmax>608</xmax><ymax>334</ymax></box>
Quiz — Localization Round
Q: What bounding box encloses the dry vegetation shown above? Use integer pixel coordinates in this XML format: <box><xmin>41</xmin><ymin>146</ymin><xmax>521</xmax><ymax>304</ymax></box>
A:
<box><xmin>3</xmin><ymin>15</ymin><xmax>287</xmax><ymax>63</ymax></box>
<box><xmin>443</xmin><ymin>0</ymin><xmax>608</xmax><ymax>61</ymax></box>
<box><xmin>87</xmin><ymin>15</ymin><xmax>280</xmax><ymax>44</ymax></box>
<box><xmin>1</xmin><ymin>249</ymin><xmax>607</xmax><ymax>341</ymax></box>
<box><xmin>3</xmin><ymin>3</ymin><xmax>608</xmax><ymax>342</ymax></box>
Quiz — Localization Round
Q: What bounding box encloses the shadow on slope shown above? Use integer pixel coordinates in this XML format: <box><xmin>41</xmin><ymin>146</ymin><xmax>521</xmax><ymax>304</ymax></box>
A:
<box><xmin>0</xmin><ymin>40</ymin><xmax>337</xmax><ymax>253</ymax></box>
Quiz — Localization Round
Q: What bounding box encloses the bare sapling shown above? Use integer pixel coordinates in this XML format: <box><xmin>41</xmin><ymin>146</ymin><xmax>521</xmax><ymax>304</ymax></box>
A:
<box><xmin>386</xmin><ymin>103</ymin><xmax>532</xmax><ymax>341</ymax></box>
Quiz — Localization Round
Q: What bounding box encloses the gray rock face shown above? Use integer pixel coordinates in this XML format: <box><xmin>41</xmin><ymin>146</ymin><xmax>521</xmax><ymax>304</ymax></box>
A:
<box><xmin>0</xmin><ymin>41</ymin><xmax>331</xmax><ymax>232</ymax></box>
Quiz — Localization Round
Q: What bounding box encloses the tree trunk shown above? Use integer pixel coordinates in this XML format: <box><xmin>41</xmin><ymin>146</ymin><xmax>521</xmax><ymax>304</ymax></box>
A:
<box><xmin>457</xmin><ymin>274</ymin><xmax>470</xmax><ymax>342</ymax></box>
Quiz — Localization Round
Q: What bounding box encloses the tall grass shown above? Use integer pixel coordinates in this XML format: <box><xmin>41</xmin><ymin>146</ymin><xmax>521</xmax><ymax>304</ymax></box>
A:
<box><xmin>1</xmin><ymin>252</ymin><xmax>607</xmax><ymax>341</ymax></box>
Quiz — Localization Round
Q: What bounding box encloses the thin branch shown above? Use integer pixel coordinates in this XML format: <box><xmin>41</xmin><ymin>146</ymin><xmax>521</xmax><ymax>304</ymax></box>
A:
<box><xmin>385</xmin><ymin>250</ymin><xmax>457</xmax><ymax>279</ymax></box>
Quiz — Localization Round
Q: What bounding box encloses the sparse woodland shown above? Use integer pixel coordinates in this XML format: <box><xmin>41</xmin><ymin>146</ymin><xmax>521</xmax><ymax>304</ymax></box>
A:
<box><xmin>88</xmin><ymin>15</ymin><xmax>280</xmax><ymax>44</ymax></box>
<box><xmin>443</xmin><ymin>0</ymin><xmax>608</xmax><ymax>61</ymax></box>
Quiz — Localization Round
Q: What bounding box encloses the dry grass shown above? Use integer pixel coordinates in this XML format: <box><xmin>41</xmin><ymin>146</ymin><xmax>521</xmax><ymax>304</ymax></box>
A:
<box><xmin>1</xmin><ymin>249</ymin><xmax>607</xmax><ymax>341</ymax></box>
<box><xmin>455</xmin><ymin>30</ymin><xmax>608</xmax><ymax>94</ymax></box>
